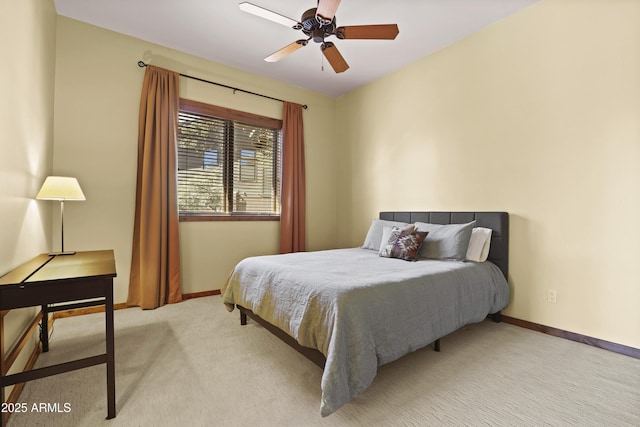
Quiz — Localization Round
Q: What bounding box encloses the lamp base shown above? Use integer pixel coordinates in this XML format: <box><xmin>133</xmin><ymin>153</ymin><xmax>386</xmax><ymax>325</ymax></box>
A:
<box><xmin>48</xmin><ymin>251</ymin><xmax>76</xmax><ymax>256</ymax></box>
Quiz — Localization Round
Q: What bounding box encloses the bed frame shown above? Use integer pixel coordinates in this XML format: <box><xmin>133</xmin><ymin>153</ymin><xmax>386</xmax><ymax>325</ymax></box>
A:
<box><xmin>238</xmin><ymin>211</ymin><xmax>509</xmax><ymax>369</ymax></box>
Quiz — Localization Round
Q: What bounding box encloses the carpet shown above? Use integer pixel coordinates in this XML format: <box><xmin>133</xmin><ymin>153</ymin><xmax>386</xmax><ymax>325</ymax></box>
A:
<box><xmin>8</xmin><ymin>296</ymin><xmax>640</xmax><ymax>426</ymax></box>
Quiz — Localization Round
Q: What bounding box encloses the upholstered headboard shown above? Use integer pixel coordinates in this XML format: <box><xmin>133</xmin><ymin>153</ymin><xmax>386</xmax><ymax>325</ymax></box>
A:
<box><xmin>379</xmin><ymin>211</ymin><xmax>509</xmax><ymax>280</ymax></box>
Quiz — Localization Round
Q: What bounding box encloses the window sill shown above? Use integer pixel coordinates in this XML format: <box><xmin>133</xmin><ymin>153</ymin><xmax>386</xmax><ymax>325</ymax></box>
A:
<box><xmin>179</xmin><ymin>214</ymin><xmax>280</xmax><ymax>222</ymax></box>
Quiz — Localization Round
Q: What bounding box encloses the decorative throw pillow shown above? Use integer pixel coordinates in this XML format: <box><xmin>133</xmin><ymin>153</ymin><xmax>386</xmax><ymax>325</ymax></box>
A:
<box><xmin>380</xmin><ymin>228</ymin><xmax>429</xmax><ymax>261</ymax></box>
<box><xmin>414</xmin><ymin>221</ymin><xmax>476</xmax><ymax>260</ymax></box>
<box><xmin>378</xmin><ymin>224</ymin><xmax>415</xmax><ymax>254</ymax></box>
<box><xmin>362</xmin><ymin>219</ymin><xmax>410</xmax><ymax>250</ymax></box>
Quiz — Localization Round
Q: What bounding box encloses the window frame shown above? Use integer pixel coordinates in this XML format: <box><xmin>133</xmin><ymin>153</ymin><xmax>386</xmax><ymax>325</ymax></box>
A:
<box><xmin>177</xmin><ymin>98</ymin><xmax>283</xmax><ymax>222</ymax></box>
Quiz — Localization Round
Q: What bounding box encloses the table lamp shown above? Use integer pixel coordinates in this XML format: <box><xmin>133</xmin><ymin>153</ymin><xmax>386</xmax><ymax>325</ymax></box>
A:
<box><xmin>36</xmin><ymin>176</ymin><xmax>86</xmax><ymax>255</ymax></box>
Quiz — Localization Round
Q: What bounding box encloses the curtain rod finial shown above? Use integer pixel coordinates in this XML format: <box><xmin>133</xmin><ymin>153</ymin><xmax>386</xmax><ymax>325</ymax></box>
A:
<box><xmin>138</xmin><ymin>61</ymin><xmax>147</xmax><ymax>67</ymax></box>
<box><xmin>303</xmin><ymin>105</ymin><xmax>308</xmax><ymax>110</ymax></box>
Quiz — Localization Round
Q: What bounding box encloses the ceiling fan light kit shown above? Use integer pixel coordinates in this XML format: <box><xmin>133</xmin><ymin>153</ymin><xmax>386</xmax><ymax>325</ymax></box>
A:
<box><xmin>239</xmin><ymin>0</ymin><xmax>399</xmax><ymax>73</ymax></box>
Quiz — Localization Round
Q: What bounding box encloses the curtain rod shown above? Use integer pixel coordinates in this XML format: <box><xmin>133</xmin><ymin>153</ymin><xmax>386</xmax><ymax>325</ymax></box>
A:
<box><xmin>137</xmin><ymin>61</ymin><xmax>307</xmax><ymax>110</ymax></box>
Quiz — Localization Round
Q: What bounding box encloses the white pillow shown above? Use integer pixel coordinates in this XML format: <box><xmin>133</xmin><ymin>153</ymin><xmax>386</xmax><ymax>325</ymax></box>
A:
<box><xmin>362</xmin><ymin>219</ymin><xmax>410</xmax><ymax>250</ymax></box>
<box><xmin>466</xmin><ymin>227</ymin><xmax>492</xmax><ymax>262</ymax></box>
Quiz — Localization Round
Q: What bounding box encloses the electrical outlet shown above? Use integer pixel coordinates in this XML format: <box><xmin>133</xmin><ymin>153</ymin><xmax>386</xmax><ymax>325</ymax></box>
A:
<box><xmin>547</xmin><ymin>289</ymin><xmax>557</xmax><ymax>304</ymax></box>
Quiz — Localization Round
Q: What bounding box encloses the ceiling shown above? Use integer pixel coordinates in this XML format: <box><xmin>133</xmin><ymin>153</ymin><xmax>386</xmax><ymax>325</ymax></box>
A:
<box><xmin>53</xmin><ymin>0</ymin><xmax>540</xmax><ymax>98</ymax></box>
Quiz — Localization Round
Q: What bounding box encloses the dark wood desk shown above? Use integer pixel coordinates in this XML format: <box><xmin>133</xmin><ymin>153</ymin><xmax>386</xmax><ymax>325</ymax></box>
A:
<box><xmin>0</xmin><ymin>250</ymin><xmax>117</xmax><ymax>424</ymax></box>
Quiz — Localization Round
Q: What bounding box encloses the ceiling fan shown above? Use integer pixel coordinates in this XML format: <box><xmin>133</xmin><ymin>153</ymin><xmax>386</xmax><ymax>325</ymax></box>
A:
<box><xmin>239</xmin><ymin>1</ymin><xmax>399</xmax><ymax>73</ymax></box>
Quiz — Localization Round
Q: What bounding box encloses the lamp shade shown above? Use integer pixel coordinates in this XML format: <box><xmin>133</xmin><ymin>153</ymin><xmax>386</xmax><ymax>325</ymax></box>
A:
<box><xmin>36</xmin><ymin>176</ymin><xmax>86</xmax><ymax>201</ymax></box>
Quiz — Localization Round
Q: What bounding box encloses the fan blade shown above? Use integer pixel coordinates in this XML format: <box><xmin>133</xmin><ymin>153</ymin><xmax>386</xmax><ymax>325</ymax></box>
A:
<box><xmin>336</xmin><ymin>24</ymin><xmax>399</xmax><ymax>40</ymax></box>
<box><xmin>316</xmin><ymin>0</ymin><xmax>341</xmax><ymax>24</ymax></box>
<box><xmin>239</xmin><ymin>2</ymin><xmax>299</xmax><ymax>28</ymax></box>
<box><xmin>265</xmin><ymin>40</ymin><xmax>307</xmax><ymax>62</ymax></box>
<box><xmin>321</xmin><ymin>42</ymin><xmax>349</xmax><ymax>73</ymax></box>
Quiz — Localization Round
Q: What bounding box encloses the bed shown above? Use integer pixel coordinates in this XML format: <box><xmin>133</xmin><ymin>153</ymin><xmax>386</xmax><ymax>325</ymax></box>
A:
<box><xmin>221</xmin><ymin>211</ymin><xmax>510</xmax><ymax>416</ymax></box>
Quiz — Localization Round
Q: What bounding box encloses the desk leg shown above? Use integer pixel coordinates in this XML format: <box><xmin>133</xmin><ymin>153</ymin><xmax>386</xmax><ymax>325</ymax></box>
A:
<box><xmin>40</xmin><ymin>304</ymin><xmax>49</xmax><ymax>352</ymax></box>
<box><xmin>1</xmin><ymin>313</ymin><xmax>6</xmax><ymax>427</ymax></box>
<box><xmin>105</xmin><ymin>283</ymin><xmax>116</xmax><ymax>419</ymax></box>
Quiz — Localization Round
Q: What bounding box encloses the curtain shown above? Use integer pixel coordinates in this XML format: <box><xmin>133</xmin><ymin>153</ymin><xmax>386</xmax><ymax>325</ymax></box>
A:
<box><xmin>280</xmin><ymin>102</ymin><xmax>306</xmax><ymax>253</ymax></box>
<box><xmin>128</xmin><ymin>65</ymin><xmax>182</xmax><ymax>309</ymax></box>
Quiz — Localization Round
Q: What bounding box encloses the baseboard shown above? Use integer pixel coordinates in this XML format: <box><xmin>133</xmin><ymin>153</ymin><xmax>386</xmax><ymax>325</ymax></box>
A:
<box><xmin>2</xmin><ymin>312</ymin><xmax>50</xmax><ymax>425</ymax></box>
<box><xmin>501</xmin><ymin>315</ymin><xmax>640</xmax><ymax>360</ymax></box>
<box><xmin>3</xmin><ymin>342</ymin><xmax>41</xmax><ymax>424</ymax></box>
<box><xmin>52</xmin><ymin>296</ymin><xmax>638</xmax><ymax>361</ymax></box>
<box><xmin>182</xmin><ymin>289</ymin><xmax>220</xmax><ymax>300</ymax></box>
<box><xmin>52</xmin><ymin>290</ymin><xmax>220</xmax><ymax>319</ymax></box>
<box><xmin>52</xmin><ymin>302</ymin><xmax>129</xmax><ymax>319</ymax></box>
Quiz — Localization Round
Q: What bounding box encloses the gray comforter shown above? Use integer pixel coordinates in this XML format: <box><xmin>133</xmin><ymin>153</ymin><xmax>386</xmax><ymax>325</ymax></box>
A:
<box><xmin>221</xmin><ymin>248</ymin><xmax>509</xmax><ymax>416</ymax></box>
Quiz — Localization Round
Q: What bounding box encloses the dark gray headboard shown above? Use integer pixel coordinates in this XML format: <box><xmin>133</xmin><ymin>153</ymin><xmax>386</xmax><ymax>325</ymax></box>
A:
<box><xmin>379</xmin><ymin>211</ymin><xmax>509</xmax><ymax>280</ymax></box>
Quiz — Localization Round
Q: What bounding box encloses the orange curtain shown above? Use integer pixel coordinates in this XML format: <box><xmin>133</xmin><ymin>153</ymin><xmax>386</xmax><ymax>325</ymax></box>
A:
<box><xmin>128</xmin><ymin>65</ymin><xmax>182</xmax><ymax>309</ymax></box>
<box><xmin>280</xmin><ymin>102</ymin><xmax>306</xmax><ymax>253</ymax></box>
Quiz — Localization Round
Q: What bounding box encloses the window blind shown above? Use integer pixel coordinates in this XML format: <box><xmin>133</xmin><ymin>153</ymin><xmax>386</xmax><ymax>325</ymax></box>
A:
<box><xmin>177</xmin><ymin>107</ymin><xmax>281</xmax><ymax>217</ymax></box>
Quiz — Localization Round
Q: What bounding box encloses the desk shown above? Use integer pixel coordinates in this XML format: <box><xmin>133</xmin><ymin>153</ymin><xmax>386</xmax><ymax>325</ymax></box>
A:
<box><xmin>0</xmin><ymin>250</ymin><xmax>117</xmax><ymax>424</ymax></box>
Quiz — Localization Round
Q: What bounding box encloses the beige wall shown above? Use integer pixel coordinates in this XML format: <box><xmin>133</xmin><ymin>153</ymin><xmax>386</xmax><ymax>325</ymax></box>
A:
<box><xmin>0</xmin><ymin>0</ymin><xmax>57</xmax><ymax>396</ymax></box>
<box><xmin>336</xmin><ymin>0</ymin><xmax>640</xmax><ymax>348</ymax></box>
<box><xmin>3</xmin><ymin>0</ymin><xmax>637</xmax><ymax>377</ymax></box>
<box><xmin>53</xmin><ymin>17</ymin><xmax>338</xmax><ymax>303</ymax></box>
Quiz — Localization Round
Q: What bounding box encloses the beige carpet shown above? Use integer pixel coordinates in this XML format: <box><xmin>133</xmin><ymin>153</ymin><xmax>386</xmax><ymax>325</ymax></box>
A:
<box><xmin>7</xmin><ymin>296</ymin><xmax>640</xmax><ymax>426</ymax></box>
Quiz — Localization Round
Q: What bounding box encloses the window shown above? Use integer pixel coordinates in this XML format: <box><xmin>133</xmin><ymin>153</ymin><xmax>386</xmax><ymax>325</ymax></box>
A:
<box><xmin>177</xmin><ymin>99</ymin><xmax>282</xmax><ymax>221</ymax></box>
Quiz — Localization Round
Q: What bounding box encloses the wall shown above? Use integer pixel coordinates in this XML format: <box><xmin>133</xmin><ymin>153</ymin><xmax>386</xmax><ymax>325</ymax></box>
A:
<box><xmin>0</xmin><ymin>0</ymin><xmax>57</xmax><ymax>397</ymax></box>
<box><xmin>53</xmin><ymin>17</ymin><xmax>338</xmax><ymax>303</ymax></box>
<box><xmin>336</xmin><ymin>0</ymin><xmax>640</xmax><ymax>348</ymax></box>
